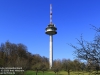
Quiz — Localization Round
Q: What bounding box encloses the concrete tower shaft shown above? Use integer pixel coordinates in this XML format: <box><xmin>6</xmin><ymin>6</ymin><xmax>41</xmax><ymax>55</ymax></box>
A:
<box><xmin>50</xmin><ymin>35</ymin><xmax>53</xmax><ymax>69</ymax></box>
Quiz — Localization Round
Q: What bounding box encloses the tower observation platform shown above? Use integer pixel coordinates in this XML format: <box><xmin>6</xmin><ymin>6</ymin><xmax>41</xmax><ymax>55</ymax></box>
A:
<box><xmin>45</xmin><ymin>24</ymin><xmax>57</xmax><ymax>35</ymax></box>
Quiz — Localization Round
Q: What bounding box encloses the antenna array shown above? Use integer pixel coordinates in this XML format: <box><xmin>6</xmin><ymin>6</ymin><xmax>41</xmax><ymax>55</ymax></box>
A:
<box><xmin>50</xmin><ymin>4</ymin><xmax>52</xmax><ymax>24</ymax></box>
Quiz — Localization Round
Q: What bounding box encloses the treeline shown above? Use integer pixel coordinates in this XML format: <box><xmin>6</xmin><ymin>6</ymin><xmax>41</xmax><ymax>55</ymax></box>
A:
<box><xmin>0</xmin><ymin>41</ymin><xmax>49</xmax><ymax>71</ymax></box>
<box><xmin>0</xmin><ymin>41</ymin><xmax>100</xmax><ymax>74</ymax></box>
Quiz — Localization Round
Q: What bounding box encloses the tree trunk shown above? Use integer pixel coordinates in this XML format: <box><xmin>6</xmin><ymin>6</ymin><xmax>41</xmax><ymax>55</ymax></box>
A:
<box><xmin>36</xmin><ymin>70</ymin><xmax>38</xmax><ymax>75</ymax></box>
<box><xmin>36</xmin><ymin>71</ymin><xmax>37</xmax><ymax>75</ymax></box>
<box><xmin>68</xmin><ymin>70</ymin><xmax>70</xmax><ymax>75</ymax></box>
<box><xmin>43</xmin><ymin>71</ymin><xmax>44</xmax><ymax>75</ymax></box>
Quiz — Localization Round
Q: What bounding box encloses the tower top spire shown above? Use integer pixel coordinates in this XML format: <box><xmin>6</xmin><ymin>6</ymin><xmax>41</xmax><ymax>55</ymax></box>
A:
<box><xmin>50</xmin><ymin>4</ymin><xmax>52</xmax><ymax>24</ymax></box>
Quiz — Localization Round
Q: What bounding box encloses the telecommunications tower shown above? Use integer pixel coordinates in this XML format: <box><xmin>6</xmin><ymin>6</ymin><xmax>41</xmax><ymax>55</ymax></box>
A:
<box><xmin>45</xmin><ymin>4</ymin><xmax>57</xmax><ymax>69</ymax></box>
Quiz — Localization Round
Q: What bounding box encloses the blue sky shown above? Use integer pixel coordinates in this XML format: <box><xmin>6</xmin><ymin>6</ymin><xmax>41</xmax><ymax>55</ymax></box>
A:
<box><xmin>0</xmin><ymin>0</ymin><xmax>100</xmax><ymax>60</ymax></box>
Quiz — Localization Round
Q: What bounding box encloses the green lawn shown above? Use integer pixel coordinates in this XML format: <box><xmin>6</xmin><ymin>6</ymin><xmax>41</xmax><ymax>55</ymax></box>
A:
<box><xmin>24</xmin><ymin>70</ymin><xmax>99</xmax><ymax>75</ymax></box>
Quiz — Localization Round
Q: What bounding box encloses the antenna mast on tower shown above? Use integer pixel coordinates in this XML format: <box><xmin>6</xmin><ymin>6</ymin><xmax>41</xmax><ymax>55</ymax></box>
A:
<box><xmin>50</xmin><ymin>4</ymin><xmax>52</xmax><ymax>24</ymax></box>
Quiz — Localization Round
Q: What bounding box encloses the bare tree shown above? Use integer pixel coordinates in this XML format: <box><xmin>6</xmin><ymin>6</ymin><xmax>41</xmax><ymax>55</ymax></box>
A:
<box><xmin>69</xmin><ymin>25</ymin><xmax>100</xmax><ymax>72</ymax></box>
<box><xmin>61</xmin><ymin>59</ymin><xmax>73</xmax><ymax>75</ymax></box>
<box><xmin>52</xmin><ymin>59</ymin><xmax>62</xmax><ymax>75</ymax></box>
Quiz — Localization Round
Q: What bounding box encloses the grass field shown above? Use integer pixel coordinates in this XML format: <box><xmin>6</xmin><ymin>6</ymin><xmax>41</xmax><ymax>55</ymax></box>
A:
<box><xmin>24</xmin><ymin>70</ymin><xmax>100</xmax><ymax>75</ymax></box>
